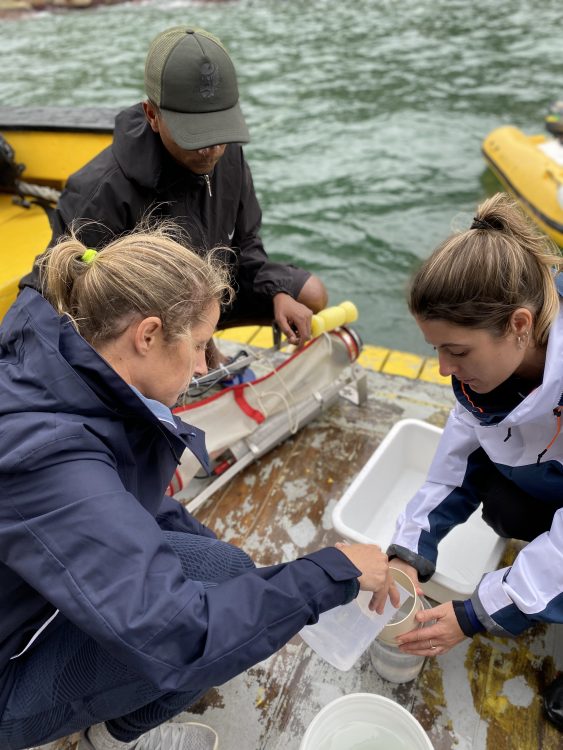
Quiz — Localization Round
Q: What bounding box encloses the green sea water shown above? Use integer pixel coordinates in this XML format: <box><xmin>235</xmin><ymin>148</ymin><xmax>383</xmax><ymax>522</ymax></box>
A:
<box><xmin>1</xmin><ymin>0</ymin><xmax>561</xmax><ymax>352</ymax></box>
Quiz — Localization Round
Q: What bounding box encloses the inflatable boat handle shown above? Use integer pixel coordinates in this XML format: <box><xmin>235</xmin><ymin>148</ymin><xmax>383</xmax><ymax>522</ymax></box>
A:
<box><xmin>311</xmin><ymin>301</ymin><xmax>358</xmax><ymax>337</ymax></box>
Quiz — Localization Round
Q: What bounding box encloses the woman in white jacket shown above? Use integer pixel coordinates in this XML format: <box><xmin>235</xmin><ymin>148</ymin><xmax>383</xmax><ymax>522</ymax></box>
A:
<box><xmin>388</xmin><ymin>192</ymin><xmax>563</xmax><ymax>731</ymax></box>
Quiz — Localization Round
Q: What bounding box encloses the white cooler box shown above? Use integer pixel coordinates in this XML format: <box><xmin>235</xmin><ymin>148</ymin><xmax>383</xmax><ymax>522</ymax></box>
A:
<box><xmin>332</xmin><ymin>418</ymin><xmax>506</xmax><ymax>602</ymax></box>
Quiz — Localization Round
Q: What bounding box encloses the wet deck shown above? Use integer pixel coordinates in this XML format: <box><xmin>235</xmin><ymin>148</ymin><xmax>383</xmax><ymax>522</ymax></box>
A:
<box><xmin>32</xmin><ymin>357</ymin><xmax>562</xmax><ymax>750</ymax></box>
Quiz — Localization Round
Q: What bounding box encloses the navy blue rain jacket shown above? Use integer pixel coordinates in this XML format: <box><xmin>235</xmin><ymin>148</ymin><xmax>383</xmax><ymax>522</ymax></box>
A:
<box><xmin>0</xmin><ymin>290</ymin><xmax>360</xmax><ymax>694</ymax></box>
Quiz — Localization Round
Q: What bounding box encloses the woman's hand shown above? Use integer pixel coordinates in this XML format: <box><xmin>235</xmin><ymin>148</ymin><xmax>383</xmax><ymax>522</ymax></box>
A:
<box><xmin>395</xmin><ymin>601</ymin><xmax>466</xmax><ymax>656</ymax></box>
<box><xmin>387</xmin><ymin>557</ymin><xmax>424</xmax><ymax>597</ymax></box>
<box><xmin>335</xmin><ymin>542</ymin><xmax>401</xmax><ymax>615</ymax></box>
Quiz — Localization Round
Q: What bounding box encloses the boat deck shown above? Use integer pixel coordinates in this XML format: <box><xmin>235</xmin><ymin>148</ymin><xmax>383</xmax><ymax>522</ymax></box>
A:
<box><xmin>31</xmin><ymin>336</ymin><xmax>562</xmax><ymax>750</ymax></box>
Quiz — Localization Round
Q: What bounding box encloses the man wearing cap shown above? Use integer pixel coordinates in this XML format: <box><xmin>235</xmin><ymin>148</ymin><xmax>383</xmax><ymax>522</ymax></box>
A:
<box><xmin>19</xmin><ymin>26</ymin><xmax>327</xmax><ymax>360</ymax></box>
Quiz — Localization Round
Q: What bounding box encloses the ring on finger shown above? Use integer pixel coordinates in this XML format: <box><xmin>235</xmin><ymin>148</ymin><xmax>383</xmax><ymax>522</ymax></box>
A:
<box><xmin>429</xmin><ymin>639</ymin><xmax>437</xmax><ymax>650</ymax></box>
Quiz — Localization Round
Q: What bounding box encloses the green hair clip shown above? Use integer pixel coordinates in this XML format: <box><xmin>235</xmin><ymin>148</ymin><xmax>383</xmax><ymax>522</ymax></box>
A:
<box><xmin>81</xmin><ymin>248</ymin><xmax>98</xmax><ymax>264</ymax></box>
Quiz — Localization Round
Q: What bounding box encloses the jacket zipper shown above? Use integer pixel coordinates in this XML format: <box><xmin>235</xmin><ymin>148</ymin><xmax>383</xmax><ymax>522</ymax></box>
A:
<box><xmin>204</xmin><ymin>174</ymin><xmax>212</xmax><ymax>197</ymax></box>
<box><xmin>537</xmin><ymin>406</ymin><xmax>562</xmax><ymax>464</ymax></box>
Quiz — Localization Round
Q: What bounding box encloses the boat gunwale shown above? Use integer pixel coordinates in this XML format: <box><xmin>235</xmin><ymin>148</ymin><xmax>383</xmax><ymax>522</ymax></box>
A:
<box><xmin>0</xmin><ymin>106</ymin><xmax>117</xmax><ymax>134</ymax></box>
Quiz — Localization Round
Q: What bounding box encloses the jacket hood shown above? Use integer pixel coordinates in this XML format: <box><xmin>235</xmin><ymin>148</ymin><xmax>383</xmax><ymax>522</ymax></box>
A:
<box><xmin>0</xmin><ymin>289</ymin><xmax>208</xmax><ymax>471</ymax></box>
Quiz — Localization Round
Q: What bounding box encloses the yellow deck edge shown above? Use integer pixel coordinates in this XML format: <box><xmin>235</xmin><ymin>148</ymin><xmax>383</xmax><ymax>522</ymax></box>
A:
<box><xmin>218</xmin><ymin>326</ymin><xmax>449</xmax><ymax>385</ymax></box>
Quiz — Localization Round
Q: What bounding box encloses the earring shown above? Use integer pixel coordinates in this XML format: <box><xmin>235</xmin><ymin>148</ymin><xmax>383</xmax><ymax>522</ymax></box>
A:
<box><xmin>517</xmin><ymin>331</ymin><xmax>529</xmax><ymax>349</ymax></box>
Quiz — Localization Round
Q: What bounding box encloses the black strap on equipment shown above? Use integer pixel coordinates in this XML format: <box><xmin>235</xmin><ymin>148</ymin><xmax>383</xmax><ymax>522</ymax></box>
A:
<box><xmin>0</xmin><ymin>134</ymin><xmax>24</xmax><ymax>192</ymax></box>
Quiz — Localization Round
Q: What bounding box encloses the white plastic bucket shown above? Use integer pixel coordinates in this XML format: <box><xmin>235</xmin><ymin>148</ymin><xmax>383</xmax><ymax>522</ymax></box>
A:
<box><xmin>300</xmin><ymin>693</ymin><xmax>433</xmax><ymax>750</ymax></box>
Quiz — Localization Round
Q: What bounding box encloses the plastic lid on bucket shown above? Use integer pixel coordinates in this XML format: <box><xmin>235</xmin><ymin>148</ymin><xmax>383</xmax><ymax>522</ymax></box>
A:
<box><xmin>300</xmin><ymin>693</ymin><xmax>433</xmax><ymax>750</ymax></box>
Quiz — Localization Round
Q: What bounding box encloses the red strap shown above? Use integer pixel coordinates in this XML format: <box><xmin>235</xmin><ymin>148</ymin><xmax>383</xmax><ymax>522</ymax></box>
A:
<box><xmin>234</xmin><ymin>387</ymin><xmax>265</xmax><ymax>423</ymax></box>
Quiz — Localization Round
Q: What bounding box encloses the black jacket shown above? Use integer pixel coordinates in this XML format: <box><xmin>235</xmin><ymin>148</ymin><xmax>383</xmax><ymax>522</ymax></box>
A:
<box><xmin>19</xmin><ymin>104</ymin><xmax>300</xmax><ymax>304</ymax></box>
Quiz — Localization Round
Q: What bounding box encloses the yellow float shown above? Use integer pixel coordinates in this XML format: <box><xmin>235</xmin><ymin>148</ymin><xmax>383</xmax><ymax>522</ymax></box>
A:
<box><xmin>482</xmin><ymin>102</ymin><xmax>563</xmax><ymax>247</ymax></box>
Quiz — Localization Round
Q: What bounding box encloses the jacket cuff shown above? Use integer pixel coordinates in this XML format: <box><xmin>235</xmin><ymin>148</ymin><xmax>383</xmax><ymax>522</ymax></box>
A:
<box><xmin>283</xmin><ymin>547</ymin><xmax>361</xmax><ymax>613</ymax></box>
<box><xmin>386</xmin><ymin>544</ymin><xmax>435</xmax><ymax>582</ymax></box>
<box><xmin>301</xmin><ymin>547</ymin><xmax>363</xmax><ymax>582</ymax></box>
<box><xmin>453</xmin><ymin>599</ymin><xmax>486</xmax><ymax>636</ymax></box>
<box><xmin>471</xmin><ymin>571</ymin><xmax>533</xmax><ymax>637</ymax></box>
<box><xmin>270</xmin><ymin>287</ymin><xmax>294</xmax><ymax>299</ymax></box>
<box><xmin>301</xmin><ymin>549</ymin><xmax>361</xmax><ymax>605</ymax></box>
<box><xmin>343</xmin><ymin>578</ymin><xmax>361</xmax><ymax>604</ymax></box>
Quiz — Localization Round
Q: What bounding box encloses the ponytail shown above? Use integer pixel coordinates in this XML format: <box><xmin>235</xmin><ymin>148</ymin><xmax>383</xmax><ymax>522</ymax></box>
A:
<box><xmin>40</xmin><ymin>222</ymin><xmax>233</xmax><ymax>345</ymax></box>
<box><xmin>409</xmin><ymin>193</ymin><xmax>563</xmax><ymax>345</ymax></box>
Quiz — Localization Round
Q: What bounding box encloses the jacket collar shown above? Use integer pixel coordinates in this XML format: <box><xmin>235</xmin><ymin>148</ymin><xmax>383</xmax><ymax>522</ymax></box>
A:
<box><xmin>112</xmin><ymin>104</ymin><xmax>209</xmax><ymax>195</ymax></box>
<box><xmin>453</xmin><ymin>299</ymin><xmax>563</xmax><ymax>425</ymax></box>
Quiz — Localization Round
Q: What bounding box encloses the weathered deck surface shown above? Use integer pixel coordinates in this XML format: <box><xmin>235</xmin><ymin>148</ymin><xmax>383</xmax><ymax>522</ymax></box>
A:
<box><xmin>32</xmin><ymin>366</ymin><xmax>562</xmax><ymax>750</ymax></box>
<box><xmin>177</xmin><ymin>368</ymin><xmax>562</xmax><ymax>750</ymax></box>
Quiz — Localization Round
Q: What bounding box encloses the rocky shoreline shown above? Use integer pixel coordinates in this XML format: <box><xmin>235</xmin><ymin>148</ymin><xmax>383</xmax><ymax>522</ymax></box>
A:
<box><xmin>0</xmin><ymin>0</ymin><xmax>128</xmax><ymax>13</ymax></box>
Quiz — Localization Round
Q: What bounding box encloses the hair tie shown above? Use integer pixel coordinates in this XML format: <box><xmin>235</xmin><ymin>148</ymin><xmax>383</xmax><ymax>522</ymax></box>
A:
<box><xmin>81</xmin><ymin>248</ymin><xmax>98</xmax><ymax>264</ymax></box>
<box><xmin>470</xmin><ymin>216</ymin><xmax>504</xmax><ymax>231</ymax></box>
<box><xmin>470</xmin><ymin>217</ymin><xmax>491</xmax><ymax>231</ymax></box>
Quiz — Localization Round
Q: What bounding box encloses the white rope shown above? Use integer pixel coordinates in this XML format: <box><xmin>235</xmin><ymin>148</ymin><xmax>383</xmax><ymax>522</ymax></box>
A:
<box><xmin>17</xmin><ymin>180</ymin><xmax>61</xmax><ymax>204</ymax></box>
<box><xmin>243</xmin><ymin>342</ymin><xmax>326</xmax><ymax>435</ymax></box>
<box><xmin>217</xmin><ymin>361</ymin><xmax>232</xmax><ymax>377</ymax></box>
<box><xmin>246</xmin><ymin>380</ymin><xmax>300</xmax><ymax>434</ymax></box>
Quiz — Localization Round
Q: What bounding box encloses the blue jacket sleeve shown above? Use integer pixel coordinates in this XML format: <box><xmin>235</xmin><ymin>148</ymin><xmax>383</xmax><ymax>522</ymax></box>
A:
<box><xmin>156</xmin><ymin>495</ymin><xmax>216</xmax><ymax>538</ymax></box>
<box><xmin>1</xmin><ymin>456</ymin><xmax>361</xmax><ymax>694</ymax></box>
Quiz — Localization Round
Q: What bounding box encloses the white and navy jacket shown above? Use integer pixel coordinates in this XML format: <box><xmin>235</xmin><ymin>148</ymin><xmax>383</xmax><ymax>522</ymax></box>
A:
<box><xmin>388</xmin><ymin>300</ymin><xmax>563</xmax><ymax>637</ymax></box>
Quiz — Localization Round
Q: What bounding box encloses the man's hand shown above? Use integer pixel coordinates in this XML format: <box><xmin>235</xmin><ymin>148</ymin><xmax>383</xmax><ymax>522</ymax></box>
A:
<box><xmin>335</xmin><ymin>542</ymin><xmax>401</xmax><ymax>615</ymax></box>
<box><xmin>273</xmin><ymin>293</ymin><xmax>313</xmax><ymax>346</ymax></box>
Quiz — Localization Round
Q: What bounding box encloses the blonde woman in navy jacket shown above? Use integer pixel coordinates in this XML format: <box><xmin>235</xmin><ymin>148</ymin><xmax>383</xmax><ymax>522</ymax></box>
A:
<box><xmin>0</xmin><ymin>226</ymin><xmax>395</xmax><ymax>750</ymax></box>
<box><xmin>387</xmin><ymin>193</ymin><xmax>563</xmax><ymax>731</ymax></box>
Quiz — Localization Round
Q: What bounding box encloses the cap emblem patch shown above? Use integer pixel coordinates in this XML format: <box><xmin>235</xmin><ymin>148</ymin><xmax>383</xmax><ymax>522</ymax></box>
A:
<box><xmin>200</xmin><ymin>62</ymin><xmax>219</xmax><ymax>98</ymax></box>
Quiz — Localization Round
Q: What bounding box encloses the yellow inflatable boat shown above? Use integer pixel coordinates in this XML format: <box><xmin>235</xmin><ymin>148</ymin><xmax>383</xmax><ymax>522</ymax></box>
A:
<box><xmin>482</xmin><ymin>107</ymin><xmax>563</xmax><ymax>247</ymax></box>
<box><xmin>0</xmin><ymin>107</ymin><xmax>115</xmax><ymax>321</ymax></box>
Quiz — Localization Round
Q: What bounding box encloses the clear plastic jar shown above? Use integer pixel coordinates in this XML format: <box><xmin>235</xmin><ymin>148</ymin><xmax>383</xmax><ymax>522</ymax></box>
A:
<box><xmin>369</xmin><ymin>597</ymin><xmax>433</xmax><ymax>683</ymax></box>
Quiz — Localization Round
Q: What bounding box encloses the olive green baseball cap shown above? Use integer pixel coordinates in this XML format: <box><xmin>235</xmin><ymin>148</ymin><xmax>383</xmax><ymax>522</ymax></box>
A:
<box><xmin>144</xmin><ymin>26</ymin><xmax>250</xmax><ymax>150</ymax></box>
